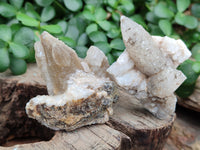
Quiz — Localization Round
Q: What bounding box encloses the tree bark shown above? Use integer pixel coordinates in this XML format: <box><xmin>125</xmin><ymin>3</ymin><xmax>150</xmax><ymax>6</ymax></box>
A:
<box><xmin>0</xmin><ymin>64</ymin><xmax>175</xmax><ymax>150</ymax></box>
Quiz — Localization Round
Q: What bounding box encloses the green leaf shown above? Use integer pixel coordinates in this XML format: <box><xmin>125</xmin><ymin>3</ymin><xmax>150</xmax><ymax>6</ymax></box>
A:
<box><xmin>89</xmin><ymin>31</ymin><xmax>107</xmax><ymax>43</ymax></box>
<box><xmin>97</xmin><ymin>20</ymin><xmax>111</xmax><ymax>31</ymax></box>
<box><xmin>65</xmin><ymin>25</ymin><xmax>80</xmax><ymax>41</ymax></box>
<box><xmin>11</xmin><ymin>24</ymin><xmax>21</xmax><ymax>35</ymax></box>
<box><xmin>41</xmin><ymin>25</ymin><xmax>62</xmax><ymax>34</ymax></box>
<box><xmin>192</xmin><ymin>62</ymin><xmax>200</xmax><ymax>73</ymax></box>
<box><xmin>9</xmin><ymin>56</ymin><xmax>27</xmax><ymax>75</ymax></box>
<box><xmin>77</xmin><ymin>33</ymin><xmax>88</xmax><ymax>46</ymax></box>
<box><xmin>17</xmin><ymin>12</ymin><xmax>40</xmax><ymax>27</ymax></box>
<box><xmin>118</xmin><ymin>0</ymin><xmax>134</xmax><ymax>15</ymax></box>
<box><xmin>59</xmin><ymin>36</ymin><xmax>76</xmax><ymax>48</ymax></box>
<box><xmin>175</xmin><ymin>84</ymin><xmax>195</xmax><ymax>98</ymax></box>
<box><xmin>14</xmin><ymin>27</ymin><xmax>34</xmax><ymax>48</ymax></box>
<box><xmin>146</xmin><ymin>12</ymin><xmax>159</xmax><ymax>24</ymax></box>
<box><xmin>0</xmin><ymin>25</ymin><xmax>12</xmax><ymax>42</ymax></box>
<box><xmin>0</xmin><ymin>2</ymin><xmax>17</xmax><ymax>18</ymax></box>
<box><xmin>74</xmin><ymin>16</ymin><xmax>87</xmax><ymax>33</ymax></box>
<box><xmin>0</xmin><ymin>39</ymin><xmax>6</xmax><ymax>48</ymax></box>
<box><xmin>184</xmin><ymin>15</ymin><xmax>198</xmax><ymax>29</ymax></box>
<box><xmin>84</xmin><ymin>5</ymin><xmax>95</xmax><ymax>12</ymax></box>
<box><xmin>112</xmin><ymin>12</ymin><xmax>120</xmax><ymax>22</ymax></box>
<box><xmin>158</xmin><ymin>19</ymin><xmax>172</xmax><ymax>36</ymax></box>
<box><xmin>25</xmin><ymin>2</ymin><xmax>41</xmax><ymax>20</ymax></box>
<box><xmin>106</xmin><ymin>6</ymin><xmax>114</xmax><ymax>13</ymax></box>
<box><xmin>94</xmin><ymin>42</ymin><xmax>111</xmax><ymax>54</ymax></box>
<box><xmin>9</xmin><ymin>42</ymin><xmax>30</xmax><ymax>59</ymax></box>
<box><xmin>192</xmin><ymin>43</ymin><xmax>200</xmax><ymax>60</ymax></box>
<box><xmin>7</xmin><ymin>18</ymin><xmax>19</xmax><ymax>26</ymax></box>
<box><xmin>108</xmin><ymin>0</ymin><xmax>118</xmax><ymax>8</ymax></box>
<box><xmin>0</xmin><ymin>48</ymin><xmax>9</xmax><ymax>72</ymax></box>
<box><xmin>84</xmin><ymin>0</ymin><xmax>103</xmax><ymax>6</ymax></box>
<box><xmin>9</xmin><ymin>0</ymin><xmax>24</xmax><ymax>9</ymax></box>
<box><xmin>175</xmin><ymin>12</ymin><xmax>185</xmax><ymax>25</ymax></box>
<box><xmin>26</xmin><ymin>48</ymin><xmax>36</xmax><ymax>63</ymax></box>
<box><xmin>83</xmin><ymin>10</ymin><xmax>95</xmax><ymax>21</ymax></box>
<box><xmin>191</xmin><ymin>3</ymin><xmax>200</xmax><ymax>18</ymax></box>
<box><xmin>167</xmin><ymin>0</ymin><xmax>177</xmax><ymax>13</ymax></box>
<box><xmin>107</xmin><ymin>28</ymin><xmax>120</xmax><ymax>38</ymax></box>
<box><xmin>57</xmin><ymin>20</ymin><xmax>68</xmax><ymax>33</ymax></box>
<box><xmin>86</xmin><ymin>23</ymin><xmax>98</xmax><ymax>35</ymax></box>
<box><xmin>148</xmin><ymin>23</ymin><xmax>164</xmax><ymax>36</ymax></box>
<box><xmin>76</xmin><ymin>46</ymin><xmax>88</xmax><ymax>58</ymax></box>
<box><xmin>110</xmin><ymin>38</ymin><xmax>125</xmax><ymax>51</ymax></box>
<box><xmin>94</xmin><ymin>7</ymin><xmax>107</xmax><ymax>21</ymax></box>
<box><xmin>64</xmin><ymin>0</ymin><xmax>83</xmax><ymax>12</ymax></box>
<box><xmin>131</xmin><ymin>14</ymin><xmax>148</xmax><ymax>29</ymax></box>
<box><xmin>175</xmin><ymin>13</ymin><xmax>198</xmax><ymax>29</ymax></box>
<box><xmin>154</xmin><ymin>2</ymin><xmax>174</xmax><ymax>19</ymax></box>
<box><xmin>41</xmin><ymin>6</ymin><xmax>55</xmax><ymax>22</ymax></box>
<box><xmin>112</xmin><ymin>50</ymin><xmax>123</xmax><ymax>59</ymax></box>
<box><xmin>106</xmin><ymin>53</ymin><xmax>115</xmax><ymax>65</ymax></box>
<box><xmin>35</xmin><ymin>0</ymin><xmax>54</xmax><ymax>7</ymax></box>
<box><xmin>177</xmin><ymin>60</ymin><xmax>199</xmax><ymax>86</ymax></box>
<box><xmin>177</xmin><ymin>0</ymin><xmax>190</xmax><ymax>12</ymax></box>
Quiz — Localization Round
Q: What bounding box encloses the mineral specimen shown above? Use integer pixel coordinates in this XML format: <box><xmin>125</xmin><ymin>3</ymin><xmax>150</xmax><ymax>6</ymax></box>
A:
<box><xmin>26</xmin><ymin>32</ymin><xmax>118</xmax><ymax>131</ymax></box>
<box><xmin>107</xmin><ymin>16</ymin><xmax>191</xmax><ymax>119</ymax></box>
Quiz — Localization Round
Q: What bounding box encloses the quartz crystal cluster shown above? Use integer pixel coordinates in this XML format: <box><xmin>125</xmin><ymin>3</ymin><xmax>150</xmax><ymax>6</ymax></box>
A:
<box><xmin>26</xmin><ymin>32</ymin><xmax>118</xmax><ymax>131</ymax></box>
<box><xmin>107</xmin><ymin>16</ymin><xmax>191</xmax><ymax>119</ymax></box>
<box><xmin>26</xmin><ymin>15</ymin><xmax>191</xmax><ymax>132</ymax></box>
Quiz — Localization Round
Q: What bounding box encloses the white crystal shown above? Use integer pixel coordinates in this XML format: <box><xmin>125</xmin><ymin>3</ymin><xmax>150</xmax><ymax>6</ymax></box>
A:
<box><xmin>107</xmin><ymin>50</ymin><xmax>145</xmax><ymax>91</ymax></box>
<box><xmin>152</xmin><ymin>36</ymin><xmax>191</xmax><ymax>67</ymax></box>
<box><xmin>85</xmin><ymin>46</ymin><xmax>109</xmax><ymax>77</ymax></box>
<box><xmin>147</xmin><ymin>68</ymin><xmax>186</xmax><ymax>98</ymax></box>
<box><xmin>107</xmin><ymin>16</ymin><xmax>190</xmax><ymax>119</ymax></box>
<box><xmin>120</xmin><ymin>16</ymin><xmax>173</xmax><ymax>76</ymax></box>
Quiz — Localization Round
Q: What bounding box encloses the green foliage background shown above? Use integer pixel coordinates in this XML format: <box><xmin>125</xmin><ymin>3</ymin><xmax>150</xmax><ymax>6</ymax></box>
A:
<box><xmin>0</xmin><ymin>0</ymin><xmax>200</xmax><ymax>98</ymax></box>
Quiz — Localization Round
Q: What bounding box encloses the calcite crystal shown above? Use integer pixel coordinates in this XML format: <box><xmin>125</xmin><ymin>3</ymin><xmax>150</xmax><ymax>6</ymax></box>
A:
<box><xmin>26</xmin><ymin>32</ymin><xmax>118</xmax><ymax>131</ymax></box>
<box><xmin>107</xmin><ymin>16</ymin><xmax>191</xmax><ymax>119</ymax></box>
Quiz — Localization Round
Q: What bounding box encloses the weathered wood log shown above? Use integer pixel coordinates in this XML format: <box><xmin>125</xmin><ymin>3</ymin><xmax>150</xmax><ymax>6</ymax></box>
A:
<box><xmin>0</xmin><ymin>64</ymin><xmax>175</xmax><ymax>150</ymax></box>
<box><xmin>178</xmin><ymin>78</ymin><xmax>200</xmax><ymax>112</ymax></box>
<box><xmin>0</xmin><ymin>64</ymin><xmax>54</xmax><ymax>145</ymax></box>
<box><xmin>108</xmin><ymin>91</ymin><xmax>175</xmax><ymax>150</ymax></box>
<box><xmin>1</xmin><ymin>125</ymin><xmax>131</xmax><ymax>150</ymax></box>
<box><xmin>164</xmin><ymin>106</ymin><xmax>200</xmax><ymax>150</ymax></box>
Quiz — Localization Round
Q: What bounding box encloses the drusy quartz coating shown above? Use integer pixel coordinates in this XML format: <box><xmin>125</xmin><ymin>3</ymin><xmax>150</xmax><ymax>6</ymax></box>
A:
<box><xmin>107</xmin><ymin>16</ymin><xmax>191</xmax><ymax>119</ymax></box>
<box><xmin>26</xmin><ymin>32</ymin><xmax>118</xmax><ymax>131</ymax></box>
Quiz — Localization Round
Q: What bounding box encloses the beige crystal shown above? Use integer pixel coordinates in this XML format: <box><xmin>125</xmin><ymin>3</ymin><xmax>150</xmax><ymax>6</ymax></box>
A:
<box><xmin>107</xmin><ymin>16</ymin><xmax>191</xmax><ymax>119</ymax></box>
<box><xmin>26</xmin><ymin>32</ymin><xmax>118</xmax><ymax>131</ymax></box>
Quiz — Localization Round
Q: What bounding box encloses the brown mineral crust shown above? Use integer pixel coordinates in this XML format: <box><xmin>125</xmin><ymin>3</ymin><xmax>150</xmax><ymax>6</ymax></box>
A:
<box><xmin>27</xmin><ymin>86</ymin><xmax>117</xmax><ymax>131</ymax></box>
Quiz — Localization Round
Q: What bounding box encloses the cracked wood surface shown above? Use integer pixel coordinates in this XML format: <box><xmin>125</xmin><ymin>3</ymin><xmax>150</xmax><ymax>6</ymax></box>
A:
<box><xmin>0</xmin><ymin>64</ymin><xmax>175</xmax><ymax>150</ymax></box>
<box><xmin>0</xmin><ymin>125</ymin><xmax>131</xmax><ymax>150</ymax></box>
